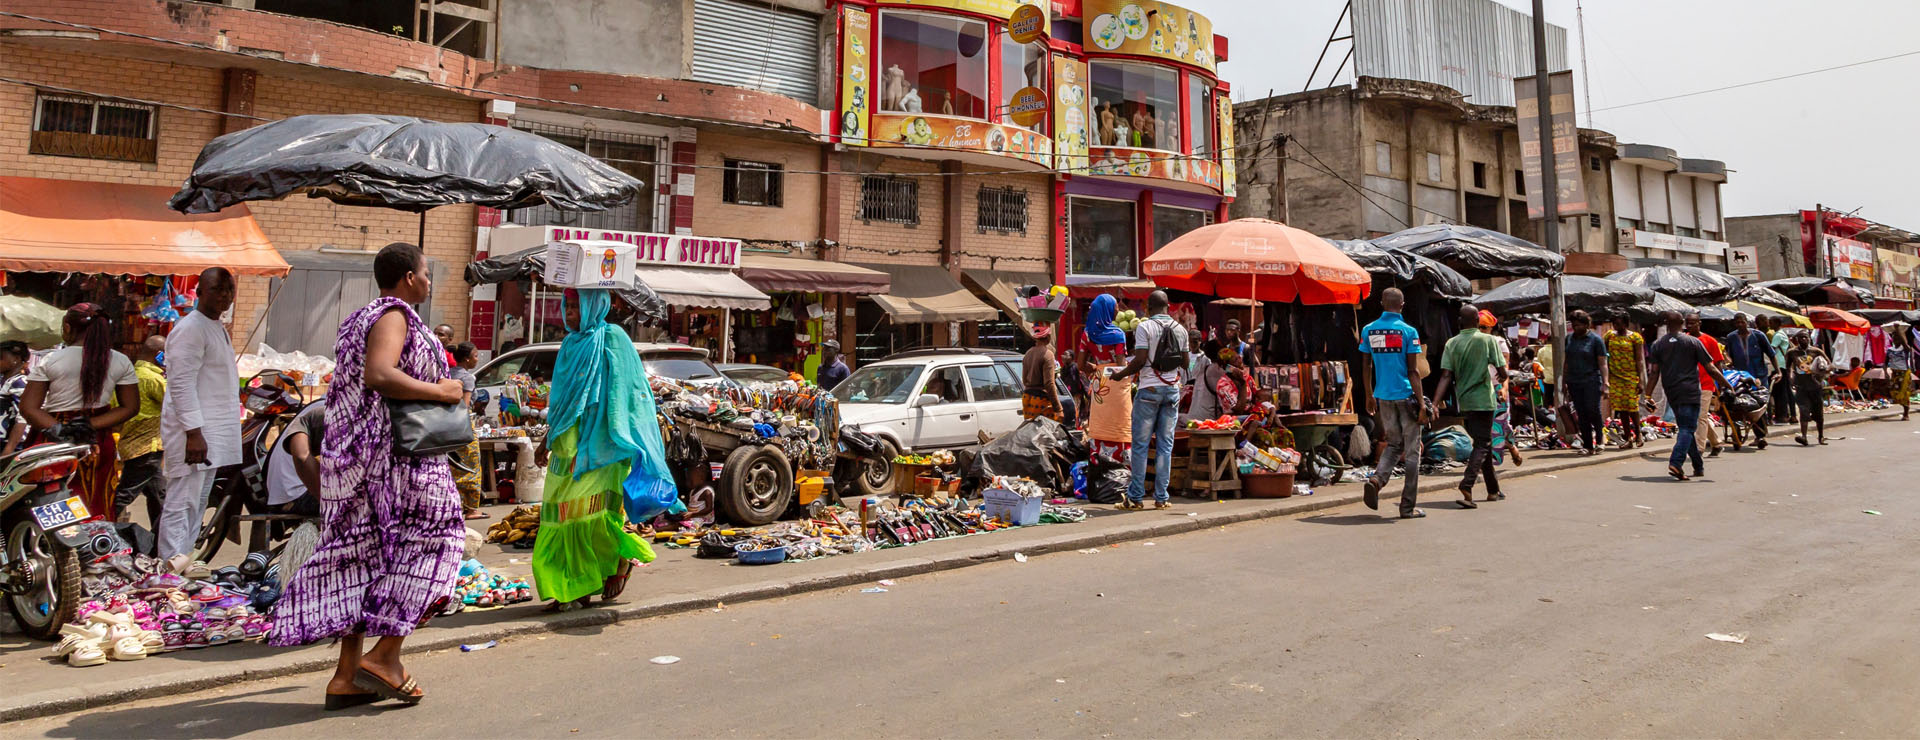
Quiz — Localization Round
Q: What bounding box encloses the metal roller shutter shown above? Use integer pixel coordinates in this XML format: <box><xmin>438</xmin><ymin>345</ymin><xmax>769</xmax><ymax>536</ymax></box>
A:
<box><xmin>692</xmin><ymin>0</ymin><xmax>821</xmax><ymax>106</ymax></box>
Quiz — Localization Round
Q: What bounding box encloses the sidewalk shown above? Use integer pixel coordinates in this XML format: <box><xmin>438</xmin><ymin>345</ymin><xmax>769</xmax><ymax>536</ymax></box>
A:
<box><xmin>0</xmin><ymin>409</ymin><xmax>1903</xmax><ymax>722</ymax></box>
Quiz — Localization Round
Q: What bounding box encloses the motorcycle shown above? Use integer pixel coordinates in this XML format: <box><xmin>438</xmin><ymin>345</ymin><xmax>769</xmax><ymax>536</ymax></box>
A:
<box><xmin>0</xmin><ymin>434</ymin><xmax>104</xmax><ymax>640</ymax></box>
<box><xmin>192</xmin><ymin>370</ymin><xmax>309</xmax><ymax>563</ymax></box>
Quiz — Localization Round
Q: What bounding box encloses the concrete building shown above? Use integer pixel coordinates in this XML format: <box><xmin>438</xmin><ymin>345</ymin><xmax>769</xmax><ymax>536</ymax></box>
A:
<box><xmin>1727</xmin><ymin>211</ymin><xmax>1920</xmax><ymax>308</ymax></box>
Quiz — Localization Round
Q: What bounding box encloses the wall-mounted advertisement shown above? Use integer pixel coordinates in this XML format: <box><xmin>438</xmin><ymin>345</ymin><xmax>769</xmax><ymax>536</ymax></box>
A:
<box><xmin>1825</xmin><ymin>235</ymin><xmax>1874</xmax><ymax>281</ymax></box>
<box><xmin>1874</xmin><ymin>248</ymin><xmax>1919</xmax><ymax>299</ymax></box>
<box><xmin>1081</xmin><ymin>0</ymin><xmax>1215</xmax><ymax>72</ymax></box>
<box><xmin>868</xmin><ymin>113</ymin><xmax>1052</xmax><ymax>166</ymax></box>
<box><xmin>883</xmin><ymin>0</ymin><xmax>1047</xmax><ymax>23</ymax></box>
<box><xmin>1216</xmin><ymin>91</ymin><xmax>1235</xmax><ymax>198</ymax></box>
<box><xmin>1727</xmin><ymin>245</ymin><xmax>1760</xmax><ymax>279</ymax></box>
<box><xmin>1087</xmin><ymin>145</ymin><xmax>1219</xmax><ymax>190</ymax></box>
<box><xmin>838</xmin><ymin>6</ymin><xmax>873</xmax><ymax>146</ymax></box>
<box><xmin>1052</xmin><ymin>54</ymin><xmax>1091</xmax><ymax>173</ymax></box>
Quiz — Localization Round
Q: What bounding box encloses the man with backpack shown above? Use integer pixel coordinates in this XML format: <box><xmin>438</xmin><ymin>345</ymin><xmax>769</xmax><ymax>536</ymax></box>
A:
<box><xmin>1111</xmin><ymin>290</ymin><xmax>1189</xmax><ymax>510</ymax></box>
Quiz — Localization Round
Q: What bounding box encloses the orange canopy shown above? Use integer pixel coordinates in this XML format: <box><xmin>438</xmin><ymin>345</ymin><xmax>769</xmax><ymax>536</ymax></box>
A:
<box><xmin>1142</xmin><ymin>218</ymin><xmax>1371</xmax><ymax>305</ymax></box>
<box><xmin>1804</xmin><ymin>305</ymin><xmax>1870</xmax><ymax>335</ymax></box>
<box><xmin>0</xmin><ymin>176</ymin><xmax>288</xmax><ymax>277</ymax></box>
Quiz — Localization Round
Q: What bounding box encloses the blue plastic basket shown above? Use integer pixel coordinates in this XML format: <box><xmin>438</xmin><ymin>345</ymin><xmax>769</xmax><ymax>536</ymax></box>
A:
<box><xmin>733</xmin><ymin>542</ymin><xmax>788</xmax><ymax>565</ymax></box>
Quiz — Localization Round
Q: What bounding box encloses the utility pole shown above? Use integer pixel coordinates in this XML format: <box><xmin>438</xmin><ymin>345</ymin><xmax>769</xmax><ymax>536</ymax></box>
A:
<box><xmin>1812</xmin><ymin>203</ymin><xmax>1826</xmax><ymax>278</ymax></box>
<box><xmin>1532</xmin><ymin>0</ymin><xmax>1566</xmax><ymax>405</ymax></box>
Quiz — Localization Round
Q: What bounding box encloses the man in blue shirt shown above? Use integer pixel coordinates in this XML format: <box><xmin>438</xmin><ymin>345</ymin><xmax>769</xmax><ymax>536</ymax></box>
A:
<box><xmin>815</xmin><ymin>340</ymin><xmax>850</xmax><ymax>390</ymax></box>
<box><xmin>1359</xmin><ymin>288</ymin><xmax>1431</xmax><ymax>519</ymax></box>
<box><xmin>1722</xmin><ymin>313</ymin><xmax>1777</xmax><ymax>383</ymax></box>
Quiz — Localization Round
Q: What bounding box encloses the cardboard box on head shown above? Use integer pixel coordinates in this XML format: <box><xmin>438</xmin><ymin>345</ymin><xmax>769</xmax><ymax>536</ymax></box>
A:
<box><xmin>543</xmin><ymin>239</ymin><xmax>636</xmax><ymax>289</ymax></box>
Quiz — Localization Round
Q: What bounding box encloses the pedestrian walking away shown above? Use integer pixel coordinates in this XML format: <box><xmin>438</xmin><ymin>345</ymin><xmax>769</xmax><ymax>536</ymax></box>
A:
<box><xmin>158</xmin><ymin>268</ymin><xmax>243</xmax><ymax>569</ymax></box>
<box><xmin>1433</xmin><ymin>303</ymin><xmax>1505</xmax><ymax>508</ymax></box>
<box><xmin>1111</xmin><ymin>290</ymin><xmax>1187</xmax><ymax>510</ymax></box>
<box><xmin>1561</xmin><ymin>310</ymin><xmax>1609</xmax><ymax>455</ymax></box>
<box><xmin>1021</xmin><ymin>325</ymin><xmax>1062</xmax><ymax>421</ymax></box>
<box><xmin>1605</xmin><ymin>315</ymin><xmax>1647</xmax><ymax>449</ymax></box>
<box><xmin>1887</xmin><ymin>325</ymin><xmax>1914</xmax><ymax>421</ymax></box>
<box><xmin>115</xmin><ymin>336</ymin><xmax>169</xmax><ymax>525</ymax></box>
<box><xmin>17</xmin><ymin>303</ymin><xmax>140</xmax><ymax>519</ymax></box>
<box><xmin>531</xmin><ymin>288</ymin><xmax>667</xmax><ymax>612</ymax></box>
<box><xmin>1783</xmin><ymin>330</ymin><xmax>1832</xmax><ymax>445</ymax></box>
<box><xmin>1359</xmin><ymin>288</ymin><xmax>1430</xmax><ymax>519</ymax></box>
<box><xmin>270</xmin><ymin>242</ymin><xmax>469</xmax><ymax>710</ymax></box>
<box><xmin>1646</xmin><ymin>310</ymin><xmax>1727</xmax><ymax>480</ymax></box>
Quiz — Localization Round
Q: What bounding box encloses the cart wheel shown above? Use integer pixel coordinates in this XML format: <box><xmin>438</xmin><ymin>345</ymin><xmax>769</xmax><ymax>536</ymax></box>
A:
<box><xmin>853</xmin><ymin>439</ymin><xmax>898</xmax><ymax>500</ymax></box>
<box><xmin>718</xmin><ymin>445</ymin><xmax>794</xmax><ymax>526</ymax></box>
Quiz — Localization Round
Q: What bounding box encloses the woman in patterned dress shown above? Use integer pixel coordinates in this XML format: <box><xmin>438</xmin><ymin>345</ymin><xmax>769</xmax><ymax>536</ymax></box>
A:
<box><xmin>1604</xmin><ymin>314</ymin><xmax>1647</xmax><ymax>448</ymax></box>
<box><xmin>270</xmin><ymin>243</ymin><xmax>467</xmax><ymax>709</ymax></box>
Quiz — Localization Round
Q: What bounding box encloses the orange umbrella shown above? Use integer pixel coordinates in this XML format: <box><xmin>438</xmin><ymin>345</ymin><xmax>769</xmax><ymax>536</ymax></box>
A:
<box><xmin>1142</xmin><ymin>218</ymin><xmax>1371</xmax><ymax>305</ymax></box>
<box><xmin>1804</xmin><ymin>305</ymin><xmax>1870</xmax><ymax>334</ymax></box>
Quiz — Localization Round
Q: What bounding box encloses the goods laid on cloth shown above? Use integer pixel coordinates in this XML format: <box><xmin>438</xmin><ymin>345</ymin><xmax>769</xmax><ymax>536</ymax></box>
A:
<box><xmin>1755</xmin><ymin>277</ymin><xmax>1875</xmax><ymax>307</ymax></box>
<box><xmin>1369</xmin><ymin>223</ymin><xmax>1565</xmax><ymax>279</ymax></box>
<box><xmin>1804</xmin><ymin>305</ymin><xmax>1871</xmax><ymax>334</ymax></box>
<box><xmin>1605</xmin><ymin>265</ymin><xmax>1746</xmax><ymax>305</ymax></box>
<box><xmin>1473</xmin><ymin>275</ymin><xmax>1654</xmax><ymax>315</ymax></box>
<box><xmin>656</xmin><ymin>494</ymin><xmax>1089</xmax><ymax>564</ymax></box>
<box><xmin>1143</xmin><ymin>218</ymin><xmax>1372</xmax><ymax>305</ymax></box>
<box><xmin>464</xmin><ymin>246</ymin><xmax>668</xmax><ymax>325</ymax></box>
<box><xmin>1329</xmin><ymin>239</ymin><xmax>1474</xmax><ymax>299</ymax></box>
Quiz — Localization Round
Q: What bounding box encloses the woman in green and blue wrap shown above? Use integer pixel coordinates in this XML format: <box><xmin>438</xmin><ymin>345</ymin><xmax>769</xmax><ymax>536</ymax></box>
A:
<box><xmin>532</xmin><ymin>289</ymin><xmax>680</xmax><ymax>610</ymax></box>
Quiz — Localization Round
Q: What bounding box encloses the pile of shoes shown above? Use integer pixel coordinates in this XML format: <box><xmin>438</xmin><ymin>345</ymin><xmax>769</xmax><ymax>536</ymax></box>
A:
<box><xmin>447</xmin><ymin>559</ymin><xmax>534</xmax><ymax>611</ymax></box>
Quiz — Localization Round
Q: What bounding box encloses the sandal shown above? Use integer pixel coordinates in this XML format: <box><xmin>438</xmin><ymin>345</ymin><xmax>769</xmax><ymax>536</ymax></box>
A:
<box><xmin>1153</xmin><ymin>500</ymin><xmax>1171</xmax><ymax>510</ymax></box>
<box><xmin>602</xmin><ymin>559</ymin><xmax>634</xmax><ymax>602</ymax></box>
<box><xmin>1457</xmin><ymin>491</ymin><xmax>1477</xmax><ymax>509</ymax></box>
<box><xmin>351</xmin><ymin>667</ymin><xmax>424</xmax><ymax>705</ymax></box>
<box><xmin>108</xmin><ymin>636</ymin><xmax>147</xmax><ymax>661</ymax></box>
<box><xmin>66</xmin><ymin>638</ymin><xmax>107</xmax><ymax>667</ymax></box>
<box><xmin>324</xmin><ymin>692</ymin><xmax>381</xmax><ymax>711</ymax></box>
<box><xmin>1668</xmin><ymin>465</ymin><xmax>1689</xmax><ymax>481</ymax></box>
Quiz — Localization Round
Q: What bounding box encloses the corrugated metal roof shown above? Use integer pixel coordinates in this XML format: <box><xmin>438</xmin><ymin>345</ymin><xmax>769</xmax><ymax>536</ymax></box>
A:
<box><xmin>1352</xmin><ymin>0</ymin><xmax>1568</xmax><ymax>108</ymax></box>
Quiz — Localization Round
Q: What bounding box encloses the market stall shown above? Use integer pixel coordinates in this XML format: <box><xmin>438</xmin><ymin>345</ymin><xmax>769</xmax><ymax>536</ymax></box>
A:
<box><xmin>848</xmin><ymin>263</ymin><xmax>1000</xmax><ymax>364</ymax></box>
<box><xmin>736</xmin><ymin>254</ymin><xmax>891</xmax><ymax>375</ymax></box>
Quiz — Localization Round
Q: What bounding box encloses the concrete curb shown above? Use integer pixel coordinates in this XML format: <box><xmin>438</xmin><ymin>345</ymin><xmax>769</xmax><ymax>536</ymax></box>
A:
<box><xmin>1</xmin><ymin>410</ymin><xmax>1898</xmax><ymax>722</ymax></box>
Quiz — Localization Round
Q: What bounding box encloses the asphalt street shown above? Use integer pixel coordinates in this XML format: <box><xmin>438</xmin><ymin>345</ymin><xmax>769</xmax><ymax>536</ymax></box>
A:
<box><xmin>9</xmin><ymin>415</ymin><xmax>1919</xmax><ymax>738</ymax></box>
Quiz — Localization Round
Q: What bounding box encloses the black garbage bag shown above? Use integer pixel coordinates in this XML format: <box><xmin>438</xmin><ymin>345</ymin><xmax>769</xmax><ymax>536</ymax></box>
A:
<box><xmin>1722</xmin><ymin>387</ymin><xmax>1768</xmax><ymax>417</ymax></box>
<box><xmin>964</xmin><ymin>416</ymin><xmax>1071</xmax><ymax>493</ymax></box>
<box><xmin>1085</xmin><ymin>454</ymin><xmax>1129</xmax><ymax>505</ymax></box>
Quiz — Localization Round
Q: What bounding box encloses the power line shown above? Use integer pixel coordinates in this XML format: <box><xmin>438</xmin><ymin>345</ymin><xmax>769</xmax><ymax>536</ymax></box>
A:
<box><xmin>1590</xmin><ymin>48</ymin><xmax>1920</xmax><ymax>113</ymax></box>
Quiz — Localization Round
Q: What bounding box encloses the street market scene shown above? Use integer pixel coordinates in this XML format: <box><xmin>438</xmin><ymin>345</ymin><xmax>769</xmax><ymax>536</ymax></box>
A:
<box><xmin>1</xmin><ymin>0</ymin><xmax>1919</xmax><ymax>736</ymax></box>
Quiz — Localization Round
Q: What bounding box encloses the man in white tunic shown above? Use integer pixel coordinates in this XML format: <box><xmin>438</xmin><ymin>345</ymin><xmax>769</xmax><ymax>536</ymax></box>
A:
<box><xmin>158</xmin><ymin>267</ymin><xmax>242</xmax><ymax>566</ymax></box>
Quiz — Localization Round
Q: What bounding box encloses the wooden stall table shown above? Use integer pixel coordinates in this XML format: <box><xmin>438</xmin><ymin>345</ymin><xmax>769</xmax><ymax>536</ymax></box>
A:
<box><xmin>1185</xmin><ymin>428</ymin><xmax>1242</xmax><ymax>501</ymax></box>
<box><xmin>477</xmin><ymin>434</ymin><xmax>542</xmax><ymax>503</ymax></box>
<box><xmin>1279</xmin><ymin>412</ymin><xmax>1359</xmax><ymax>474</ymax></box>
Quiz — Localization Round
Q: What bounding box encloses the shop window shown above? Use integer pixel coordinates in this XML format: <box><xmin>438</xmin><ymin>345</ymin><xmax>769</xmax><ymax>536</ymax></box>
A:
<box><xmin>1186</xmin><ymin>75</ymin><xmax>1214</xmax><ymax>157</ymax></box>
<box><xmin>1089</xmin><ymin>61</ymin><xmax>1180</xmax><ymax>149</ymax></box>
<box><xmin>1152</xmin><ymin>205</ymin><xmax>1213</xmax><ymax>252</ymax></box>
<box><xmin>723</xmin><ymin>159</ymin><xmax>784</xmax><ymax>207</ymax></box>
<box><xmin>859</xmin><ymin>175</ymin><xmax>919</xmax><ymax>225</ymax></box>
<box><xmin>879</xmin><ymin>11</ymin><xmax>988</xmax><ymax>118</ymax></box>
<box><xmin>1472</xmin><ymin>162</ymin><xmax>1488</xmax><ymax>189</ymax></box>
<box><xmin>508</xmin><ymin>121</ymin><xmax>664</xmax><ymax>232</ymax></box>
<box><xmin>1069</xmin><ymin>197</ymin><xmax>1138</xmax><ymax>278</ymax></box>
<box><xmin>30</xmin><ymin>93</ymin><xmax>157</xmax><ymax>163</ymax></box>
<box><xmin>1374</xmin><ymin>141</ymin><xmax>1392</xmax><ymax>174</ymax></box>
<box><xmin>977</xmin><ymin>186</ymin><xmax>1028</xmax><ymax>234</ymax></box>
<box><xmin>964</xmin><ymin>364</ymin><xmax>1019</xmax><ymax>401</ymax></box>
<box><xmin>999</xmin><ymin>35</ymin><xmax>1049</xmax><ymax>133</ymax></box>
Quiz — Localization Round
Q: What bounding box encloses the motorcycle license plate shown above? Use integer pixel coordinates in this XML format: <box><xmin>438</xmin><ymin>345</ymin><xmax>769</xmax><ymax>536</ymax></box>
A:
<box><xmin>30</xmin><ymin>496</ymin><xmax>89</xmax><ymax>532</ymax></box>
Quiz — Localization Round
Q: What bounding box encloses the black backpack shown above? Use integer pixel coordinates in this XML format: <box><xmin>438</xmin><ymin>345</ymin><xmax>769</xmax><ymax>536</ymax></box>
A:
<box><xmin>1149</xmin><ymin>318</ymin><xmax>1185</xmax><ymax>374</ymax></box>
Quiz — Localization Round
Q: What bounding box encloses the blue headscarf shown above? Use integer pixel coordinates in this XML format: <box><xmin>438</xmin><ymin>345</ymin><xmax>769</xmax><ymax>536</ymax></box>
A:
<box><xmin>548</xmin><ymin>289</ymin><xmax>680</xmax><ymax>517</ymax></box>
<box><xmin>1085</xmin><ymin>293</ymin><xmax>1126</xmax><ymax>346</ymax></box>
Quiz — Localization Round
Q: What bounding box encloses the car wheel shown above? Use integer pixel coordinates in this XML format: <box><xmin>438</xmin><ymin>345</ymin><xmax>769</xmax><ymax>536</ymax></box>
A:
<box><xmin>718</xmin><ymin>445</ymin><xmax>793</xmax><ymax>526</ymax></box>
<box><xmin>854</xmin><ymin>438</ymin><xmax>898</xmax><ymax>499</ymax></box>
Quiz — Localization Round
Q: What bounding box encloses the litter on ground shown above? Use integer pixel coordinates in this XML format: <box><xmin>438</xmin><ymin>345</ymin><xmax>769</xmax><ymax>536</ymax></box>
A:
<box><xmin>1706</xmin><ymin>633</ymin><xmax>1748</xmax><ymax>644</ymax></box>
<box><xmin>650</xmin><ymin>655</ymin><xmax>682</xmax><ymax>665</ymax></box>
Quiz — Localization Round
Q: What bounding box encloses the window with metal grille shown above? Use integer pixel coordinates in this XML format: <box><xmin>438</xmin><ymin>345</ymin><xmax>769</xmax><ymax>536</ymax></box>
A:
<box><xmin>722</xmin><ymin>159</ymin><xmax>783</xmax><ymax>207</ymax></box>
<box><xmin>506</xmin><ymin>121</ymin><xmax>665</xmax><ymax>232</ymax></box>
<box><xmin>976</xmin><ymin>186</ymin><xmax>1027</xmax><ymax>234</ymax></box>
<box><xmin>30</xmin><ymin>93</ymin><xmax>156</xmax><ymax>162</ymax></box>
<box><xmin>859</xmin><ymin>176</ymin><xmax>919</xmax><ymax>226</ymax></box>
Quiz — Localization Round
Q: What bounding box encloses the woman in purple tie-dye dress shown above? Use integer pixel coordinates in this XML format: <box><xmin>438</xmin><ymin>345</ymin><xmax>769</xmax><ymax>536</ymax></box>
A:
<box><xmin>271</xmin><ymin>243</ymin><xmax>468</xmax><ymax>709</ymax></box>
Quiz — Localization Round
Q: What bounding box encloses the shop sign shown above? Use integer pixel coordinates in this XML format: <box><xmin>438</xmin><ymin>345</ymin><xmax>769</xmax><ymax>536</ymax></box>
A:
<box><xmin>1006</xmin><ymin>86</ymin><xmax>1049</xmax><ymax>127</ymax></box>
<box><xmin>883</xmin><ymin>0</ymin><xmax>1047</xmax><ymax>23</ymax></box>
<box><xmin>492</xmin><ymin>225</ymin><xmax>741</xmax><ymax>269</ymax></box>
<box><xmin>868</xmin><ymin>112</ymin><xmax>1052</xmax><ymax>166</ymax></box>
<box><xmin>1006</xmin><ymin>3</ymin><xmax>1046</xmax><ymax>43</ymax></box>
<box><xmin>1216</xmin><ymin>91</ymin><xmax>1236</xmax><ymax>198</ymax></box>
<box><xmin>1082</xmin><ymin>0</ymin><xmax>1215</xmax><ymax>72</ymax></box>
<box><xmin>1086</xmin><ymin>145</ymin><xmax>1221</xmax><ymax>192</ymax></box>
<box><xmin>1727</xmin><ymin>245</ymin><xmax>1760</xmax><ymax>279</ymax></box>
<box><xmin>1514</xmin><ymin>70</ymin><xmax>1590</xmax><ymax>219</ymax></box>
<box><xmin>1051</xmin><ymin>54</ymin><xmax>1091</xmax><ymax>172</ymax></box>
<box><xmin>1824</xmin><ymin>235</ymin><xmax>1874</xmax><ymax>281</ymax></box>
<box><xmin>837</xmin><ymin>6</ymin><xmax>873</xmax><ymax>147</ymax></box>
<box><xmin>1874</xmin><ymin>248</ymin><xmax>1920</xmax><ymax>300</ymax></box>
<box><xmin>1624</xmin><ymin>229</ymin><xmax>1728</xmax><ymax>257</ymax></box>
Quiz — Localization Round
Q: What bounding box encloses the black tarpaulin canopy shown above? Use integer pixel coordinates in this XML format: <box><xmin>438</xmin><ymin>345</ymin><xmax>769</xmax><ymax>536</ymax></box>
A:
<box><xmin>1473</xmin><ymin>275</ymin><xmax>1652</xmax><ymax>315</ymax></box>
<box><xmin>1755</xmin><ymin>277</ymin><xmax>1875</xmax><ymax>307</ymax></box>
<box><xmin>1370</xmin><ymin>224</ymin><xmax>1565</xmax><ymax>279</ymax></box>
<box><xmin>1733</xmin><ymin>283</ymin><xmax>1801</xmax><ymax>311</ymax></box>
<box><xmin>1606</xmin><ymin>264</ymin><xmax>1745</xmax><ymax>305</ymax></box>
<box><xmin>1329</xmin><ymin>239</ymin><xmax>1473</xmax><ymax>299</ymax></box>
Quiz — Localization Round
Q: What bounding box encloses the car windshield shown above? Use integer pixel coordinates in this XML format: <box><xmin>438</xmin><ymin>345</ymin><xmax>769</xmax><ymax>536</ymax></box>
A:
<box><xmin>645</xmin><ymin>353</ymin><xmax>725</xmax><ymax>383</ymax></box>
<box><xmin>834</xmin><ymin>364</ymin><xmax>926</xmax><ymax>404</ymax></box>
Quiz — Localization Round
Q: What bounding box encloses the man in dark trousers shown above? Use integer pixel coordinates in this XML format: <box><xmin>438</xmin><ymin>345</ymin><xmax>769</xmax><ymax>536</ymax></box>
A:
<box><xmin>1433</xmin><ymin>303</ymin><xmax>1505</xmax><ymax>508</ymax></box>
<box><xmin>815</xmin><ymin>340</ymin><xmax>850</xmax><ymax>390</ymax></box>
<box><xmin>1645</xmin><ymin>310</ymin><xmax>1728</xmax><ymax>480</ymax></box>
<box><xmin>1561</xmin><ymin>310</ymin><xmax>1609</xmax><ymax>455</ymax></box>
<box><xmin>1359</xmin><ymin>288</ymin><xmax>1431</xmax><ymax>519</ymax></box>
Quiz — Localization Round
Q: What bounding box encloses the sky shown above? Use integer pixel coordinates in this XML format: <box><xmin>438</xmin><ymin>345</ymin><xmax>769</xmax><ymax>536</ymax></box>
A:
<box><xmin>1202</xmin><ymin>0</ymin><xmax>1920</xmax><ymax>230</ymax></box>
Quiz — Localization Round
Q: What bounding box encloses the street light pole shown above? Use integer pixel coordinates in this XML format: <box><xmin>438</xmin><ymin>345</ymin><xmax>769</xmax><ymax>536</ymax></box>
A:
<box><xmin>1532</xmin><ymin>0</ymin><xmax>1566</xmax><ymax>406</ymax></box>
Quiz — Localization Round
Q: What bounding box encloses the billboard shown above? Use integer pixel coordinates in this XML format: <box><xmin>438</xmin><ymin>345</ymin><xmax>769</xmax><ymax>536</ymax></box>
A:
<box><xmin>1515</xmin><ymin>71</ymin><xmax>1588</xmax><ymax>219</ymax></box>
<box><xmin>1875</xmin><ymin>248</ymin><xmax>1920</xmax><ymax>300</ymax></box>
<box><xmin>837</xmin><ymin>5</ymin><xmax>873</xmax><ymax>146</ymax></box>
<box><xmin>1081</xmin><ymin>0</ymin><xmax>1216</xmax><ymax>72</ymax></box>
<box><xmin>1352</xmin><ymin>0</ymin><xmax>1568</xmax><ymax>107</ymax></box>
<box><xmin>1825</xmin><ymin>235</ymin><xmax>1874</xmax><ymax>281</ymax></box>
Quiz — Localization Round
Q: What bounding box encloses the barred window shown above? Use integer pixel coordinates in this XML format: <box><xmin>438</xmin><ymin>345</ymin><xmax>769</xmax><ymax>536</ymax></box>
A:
<box><xmin>507</xmin><ymin>121</ymin><xmax>665</xmax><ymax>233</ymax></box>
<box><xmin>976</xmin><ymin>186</ymin><xmax>1028</xmax><ymax>235</ymax></box>
<box><xmin>859</xmin><ymin>175</ymin><xmax>919</xmax><ymax>226</ymax></box>
<box><xmin>30</xmin><ymin>93</ymin><xmax>156</xmax><ymax>163</ymax></box>
<box><xmin>722</xmin><ymin>159</ymin><xmax>783</xmax><ymax>207</ymax></box>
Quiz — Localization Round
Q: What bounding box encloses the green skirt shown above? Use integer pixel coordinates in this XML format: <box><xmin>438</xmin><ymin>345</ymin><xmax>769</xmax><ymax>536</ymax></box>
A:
<box><xmin>531</xmin><ymin>428</ymin><xmax>654</xmax><ymax>604</ymax></box>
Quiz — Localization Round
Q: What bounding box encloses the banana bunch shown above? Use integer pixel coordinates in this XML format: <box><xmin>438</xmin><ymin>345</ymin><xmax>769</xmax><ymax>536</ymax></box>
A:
<box><xmin>485</xmin><ymin>505</ymin><xmax>542</xmax><ymax>544</ymax></box>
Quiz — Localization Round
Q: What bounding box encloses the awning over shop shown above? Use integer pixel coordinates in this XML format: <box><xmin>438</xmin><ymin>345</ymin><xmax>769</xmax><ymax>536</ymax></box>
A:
<box><xmin>0</xmin><ymin>176</ymin><xmax>289</xmax><ymax>277</ymax></box>
<box><xmin>634</xmin><ymin>265</ymin><xmax>771</xmax><ymax>311</ymax></box>
<box><xmin>962</xmin><ymin>269</ymin><xmax>1049</xmax><ymax>323</ymax></box>
<box><xmin>855</xmin><ymin>263</ymin><xmax>1000</xmax><ymax>324</ymax></box>
<box><xmin>740</xmin><ymin>254</ymin><xmax>891</xmax><ymax>294</ymax></box>
<box><xmin>1066</xmin><ymin>277</ymin><xmax>1158</xmax><ymax>298</ymax></box>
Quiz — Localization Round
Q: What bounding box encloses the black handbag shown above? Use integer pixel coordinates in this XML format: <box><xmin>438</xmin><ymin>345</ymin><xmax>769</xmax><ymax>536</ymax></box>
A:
<box><xmin>386</xmin><ymin>399</ymin><xmax>474</xmax><ymax>456</ymax></box>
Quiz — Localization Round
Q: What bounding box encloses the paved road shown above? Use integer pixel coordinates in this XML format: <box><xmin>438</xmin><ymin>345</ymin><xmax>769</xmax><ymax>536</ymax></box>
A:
<box><xmin>10</xmin><ymin>417</ymin><xmax>1919</xmax><ymax>738</ymax></box>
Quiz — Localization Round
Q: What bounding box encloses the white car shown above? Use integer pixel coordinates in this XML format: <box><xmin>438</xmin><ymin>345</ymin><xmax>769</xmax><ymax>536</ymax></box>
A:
<box><xmin>471</xmin><ymin>341</ymin><xmax>732</xmax><ymax>420</ymax></box>
<box><xmin>831</xmin><ymin>349</ymin><xmax>1031</xmax><ymax>467</ymax></box>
